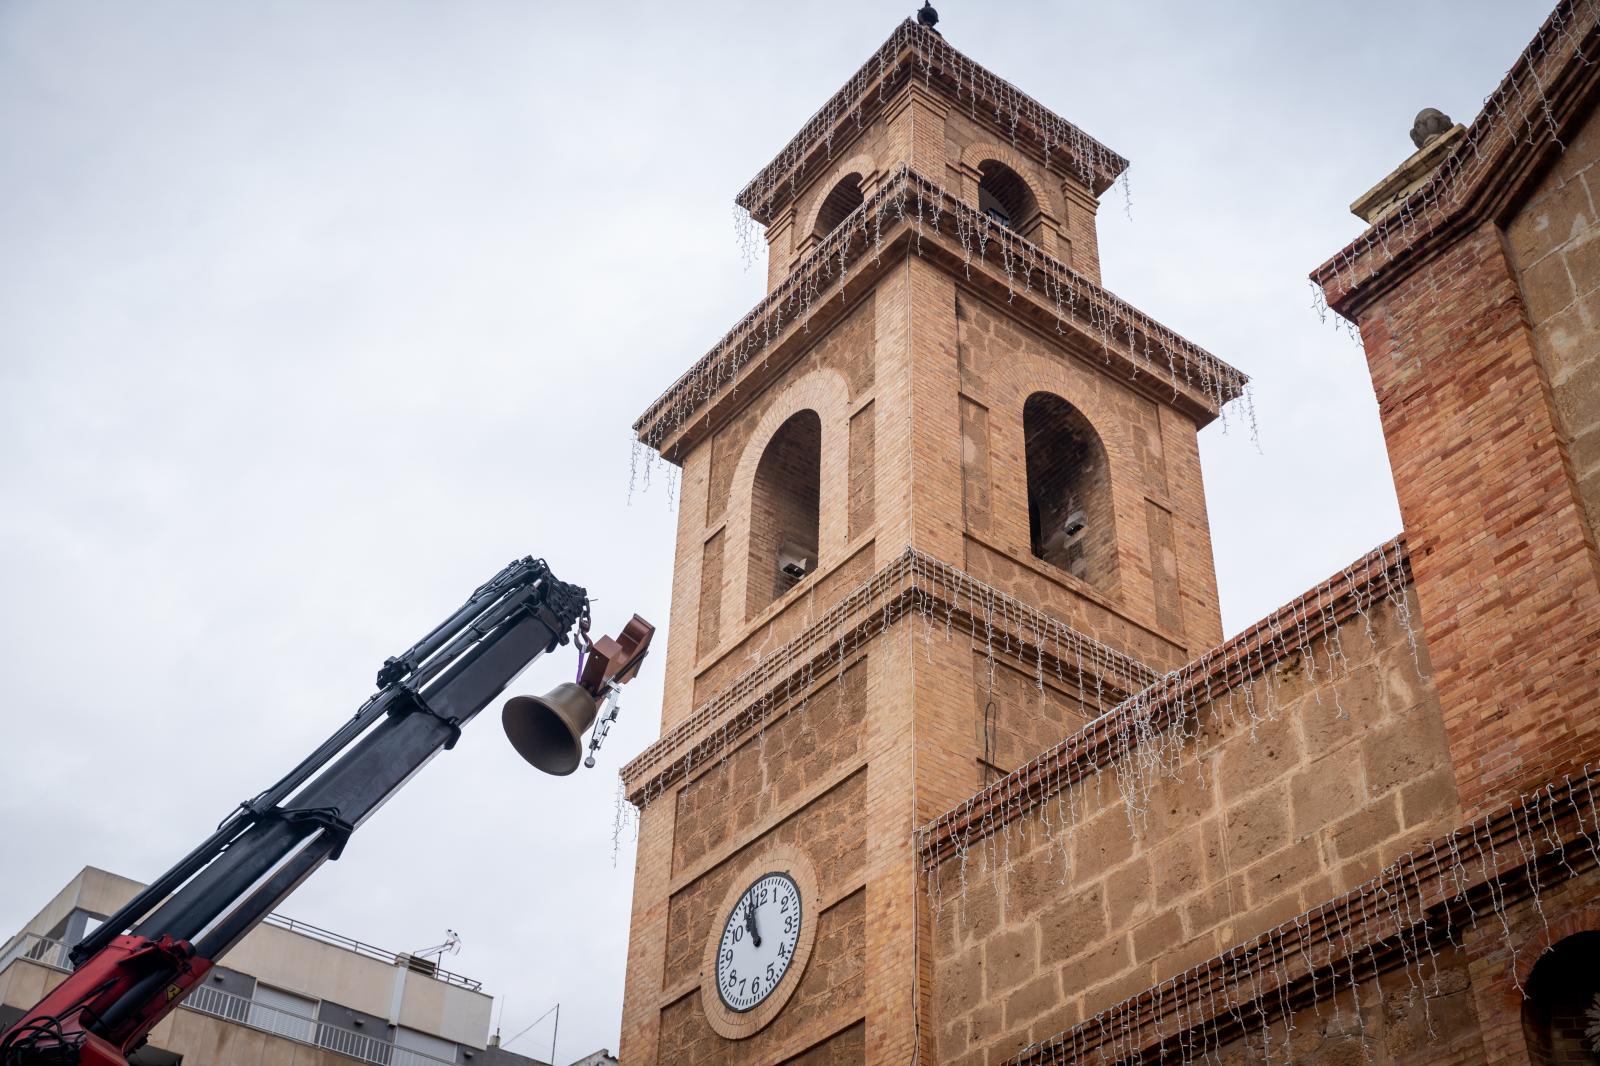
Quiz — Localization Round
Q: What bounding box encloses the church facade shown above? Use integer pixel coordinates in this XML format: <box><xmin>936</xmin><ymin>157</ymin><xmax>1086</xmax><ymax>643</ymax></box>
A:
<box><xmin>618</xmin><ymin>3</ymin><xmax>1600</xmax><ymax>1063</ymax></box>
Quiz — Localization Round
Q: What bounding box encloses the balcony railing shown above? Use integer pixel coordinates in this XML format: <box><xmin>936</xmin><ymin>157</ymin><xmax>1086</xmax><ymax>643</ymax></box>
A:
<box><xmin>0</xmin><ymin>935</ymin><xmax>459</xmax><ymax>1066</ymax></box>
<box><xmin>0</xmin><ymin>932</ymin><xmax>68</xmax><ymax>973</ymax></box>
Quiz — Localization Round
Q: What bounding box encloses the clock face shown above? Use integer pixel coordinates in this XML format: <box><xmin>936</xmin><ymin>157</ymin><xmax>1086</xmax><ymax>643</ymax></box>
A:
<box><xmin>715</xmin><ymin>872</ymin><xmax>802</xmax><ymax>1012</ymax></box>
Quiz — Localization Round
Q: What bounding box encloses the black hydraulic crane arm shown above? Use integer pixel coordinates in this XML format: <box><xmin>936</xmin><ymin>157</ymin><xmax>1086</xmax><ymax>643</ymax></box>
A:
<box><xmin>2</xmin><ymin>556</ymin><xmax>648</xmax><ymax>1066</ymax></box>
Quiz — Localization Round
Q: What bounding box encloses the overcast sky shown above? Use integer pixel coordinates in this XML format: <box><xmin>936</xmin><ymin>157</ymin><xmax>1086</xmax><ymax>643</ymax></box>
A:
<box><xmin>0</xmin><ymin>1</ymin><xmax>1556</xmax><ymax>1060</ymax></box>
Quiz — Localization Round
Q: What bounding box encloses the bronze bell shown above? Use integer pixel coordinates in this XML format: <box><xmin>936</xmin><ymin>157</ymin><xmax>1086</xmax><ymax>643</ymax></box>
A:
<box><xmin>501</xmin><ymin>682</ymin><xmax>599</xmax><ymax>776</ymax></box>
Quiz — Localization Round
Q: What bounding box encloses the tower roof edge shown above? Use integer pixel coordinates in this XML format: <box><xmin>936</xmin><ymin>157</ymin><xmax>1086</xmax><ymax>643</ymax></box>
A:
<box><xmin>734</xmin><ymin>20</ymin><xmax>1129</xmax><ymax>226</ymax></box>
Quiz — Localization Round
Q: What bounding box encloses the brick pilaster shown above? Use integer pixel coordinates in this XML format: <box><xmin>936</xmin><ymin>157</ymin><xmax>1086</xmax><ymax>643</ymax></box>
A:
<box><xmin>1355</xmin><ymin>221</ymin><xmax>1600</xmax><ymax>813</ymax></box>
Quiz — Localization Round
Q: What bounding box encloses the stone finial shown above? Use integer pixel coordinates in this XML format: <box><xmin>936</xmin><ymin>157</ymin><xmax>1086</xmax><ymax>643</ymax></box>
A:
<box><xmin>1411</xmin><ymin>108</ymin><xmax>1454</xmax><ymax>150</ymax></box>
<box><xmin>917</xmin><ymin>2</ymin><xmax>940</xmax><ymax>30</ymax></box>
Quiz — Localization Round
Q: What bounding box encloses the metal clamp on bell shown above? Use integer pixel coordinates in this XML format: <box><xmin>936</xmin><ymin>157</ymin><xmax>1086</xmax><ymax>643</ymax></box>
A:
<box><xmin>500</xmin><ymin>614</ymin><xmax>654</xmax><ymax>776</ymax></box>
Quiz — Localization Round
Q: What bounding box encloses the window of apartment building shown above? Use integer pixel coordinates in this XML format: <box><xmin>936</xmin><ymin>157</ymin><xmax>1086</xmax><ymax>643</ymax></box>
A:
<box><xmin>247</xmin><ymin>984</ymin><xmax>316</xmax><ymax>1043</ymax></box>
<box><xmin>393</xmin><ymin>1025</ymin><xmax>457</xmax><ymax>1066</ymax></box>
<box><xmin>1023</xmin><ymin>392</ymin><xmax>1116</xmax><ymax>589</ymax></box>
<box><xmin>748</xmin><ymin>410</ymin><xmax>822</xmax><ymax>616</ymax></box>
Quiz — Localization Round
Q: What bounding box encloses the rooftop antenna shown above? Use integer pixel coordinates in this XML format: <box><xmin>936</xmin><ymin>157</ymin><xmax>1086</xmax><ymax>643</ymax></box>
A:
<box><xmin>411</xmin><ymin>929</ymin><xmax>462</xmax><ymax>962</ymax></box>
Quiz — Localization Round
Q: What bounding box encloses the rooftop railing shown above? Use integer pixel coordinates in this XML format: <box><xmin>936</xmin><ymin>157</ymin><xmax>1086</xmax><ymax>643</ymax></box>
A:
<box><xmin>261</xmin><ymin>914</ymin><xmax>482</xmax><ymax>991</ymax></box>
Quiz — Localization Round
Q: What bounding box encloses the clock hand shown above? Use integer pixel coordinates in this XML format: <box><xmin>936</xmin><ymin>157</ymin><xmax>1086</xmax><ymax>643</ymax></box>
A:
<box><xmin>744</xmin><ymin>901</ymin><xmax>762</xmax><ymax>948</ymax></box>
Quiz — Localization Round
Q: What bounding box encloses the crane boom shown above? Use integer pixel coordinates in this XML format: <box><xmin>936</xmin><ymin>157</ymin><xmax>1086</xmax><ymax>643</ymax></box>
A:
<box><xmin>0</xmin><ymin>557</ymin><xmax>647</xmax><ymax>1066</ymax></box>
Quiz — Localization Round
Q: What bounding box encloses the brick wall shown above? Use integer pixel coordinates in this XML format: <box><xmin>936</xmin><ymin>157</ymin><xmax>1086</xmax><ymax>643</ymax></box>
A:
<box><xmin>658</xmin><ymin>889</ymin><xmax>866</xmax><ymax>1064</ymax></box>
<box><xmin>673</xmin><ymin>663</ymin><xmax>866</xmax><ymax>875</ymax></box>
<box><xmin>849</xmin><ymin>404</ymin><xmax>876</xmax><ymax>540</ymax></box>
<box><xmin>954</xmin><ymin>290</ymin><xmax>1221</xmax><ymax>668</ymax></box>
<box><xmin>706</xmin><ymin>296</ymin><xmax>875</xmax><ymax>531</ymax></box>
<box><xmin>972</xmin><ymin>656</ymin><xmax>1098</xmax><ymax>784</ymax></box>
<box><xmin>1355</xmin><ymin>217</ymin><xmax>1600</xmax><ymax>812</ymax></box>
<box><xmin>664</xmin><ymin>770</ymin><xmax>867</xmax><ymax>989</ymax></box>
<box><xmin>698</xmin><ymin>531</ymin><xmax>724</xmax><ymax>658</ymax></box>
<box><xmin>692</xmin><ymin>543</ymin><xmax>875</xmax><ymax>708</ymax></box>
<box><xmin>1460</xmin><ymin>870</ymin><xmax>1600</xmax><ymax>1065</ymax></box>
<box><xmin>928</xmin><ymin>590</ymin><xmax>1456</xmax><ymax>1064</ymax></box>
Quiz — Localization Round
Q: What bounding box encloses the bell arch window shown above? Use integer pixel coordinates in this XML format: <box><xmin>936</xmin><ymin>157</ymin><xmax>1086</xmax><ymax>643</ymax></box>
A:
<box><xmin>814</xmin><ymin>173</ymin><xmax>865</xmax><ymax>240</ymax></box>
<box><xmin>1522</xmin><ymin>931</ymin><xmax>1600</xmax><ymax>1063</ymax></box>
<box><xmin>748</xmin><ymin>410</ymin><xmax>822</xmax><ymax>616</ymax></box>
<box><xmin>977</xmin><ymin>160</ymin><xmax>1039</xmax><ymax>233</ymax></box>
<box><xmin>1023</xmin><ymin>392</ymin><xmax>1116</xmax><ymax>589</ymax></box>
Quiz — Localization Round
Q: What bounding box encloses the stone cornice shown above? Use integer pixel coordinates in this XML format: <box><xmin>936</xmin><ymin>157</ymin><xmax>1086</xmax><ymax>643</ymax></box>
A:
<box><xmin>1007</xmin><ymin>765</ymin><xmax>1600</xmax><ymax>1064</ymax></box>
<box><xmin>619</xmin><ymin>546</ymin><xmax>1159</xmax><ymax>807</ymax></box>
<box><xmin>917</xmin><ymin>535</ymin><xmax>1414</xmax><ymax>868</ymax></box>
<box><xmin>635</xmin><ymin>168</ymin><xmax>1248</xmax><ymax>462</ymax></box>
<box><xmin>1311</xmin><ymin>1</ymin><xmax>1600</xmax><ymax>319</ymax></box>
<box><xmin>735</xmin><ymin>20</ymin><xmax>1127</xmax><ymax>226</ymax></box>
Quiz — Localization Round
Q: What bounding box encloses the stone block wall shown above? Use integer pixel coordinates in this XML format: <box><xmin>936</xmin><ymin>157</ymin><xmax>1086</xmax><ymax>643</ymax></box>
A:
<box><xmin>1204</xmin><ymin>945</ymin><xmax>1488</xmax><ymax>1066</ymax></box>
<box><xmin>927</xmin><ymin>590</ymin><xmax>1456</xmax><ymax>1064</ymax></box>
<box><xmin>1505</xmin><ymin>94</ymin><xmax>1600</xmax><ymax>544</ymax></box>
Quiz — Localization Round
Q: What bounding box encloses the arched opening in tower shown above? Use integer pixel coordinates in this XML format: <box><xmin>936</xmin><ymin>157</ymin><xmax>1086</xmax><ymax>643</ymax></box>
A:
<box><xmin>814</xmin><ymin>173</ymin><xmax>865</xmax><ymax>240</ymax></box>
<box><xmin>977</xmin><ymin>160</ymin><xmax>1038</xmax><ymax>233</ymax></box>
<box><xmin>1521</xmin><ymin>930</ymin><xmax>1600</xmax><ymax>1063</ymax></box>
<box><xmin>1023</xmin><ymin>392</ymin><xmax>1116</xmax><ymax>590</ymax></box>
<box><xmin>748</xmin><ymin>410</ymin><xmax>822</xmax><ymax>616</ymax></box>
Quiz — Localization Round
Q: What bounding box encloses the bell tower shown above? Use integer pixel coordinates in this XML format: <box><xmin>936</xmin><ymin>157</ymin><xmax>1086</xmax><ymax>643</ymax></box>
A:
<box><xmin>618</xmin><ymin>13</ymin><xmax>1246</xmax><ymax>1064</ymax></box>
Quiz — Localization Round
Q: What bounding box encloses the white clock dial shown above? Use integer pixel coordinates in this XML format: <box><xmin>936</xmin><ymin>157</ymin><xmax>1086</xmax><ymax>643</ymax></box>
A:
<box><xmin>715</xmin><ymin>872</ymin><xmax>802</xmax><ymax>1012</ymax></box>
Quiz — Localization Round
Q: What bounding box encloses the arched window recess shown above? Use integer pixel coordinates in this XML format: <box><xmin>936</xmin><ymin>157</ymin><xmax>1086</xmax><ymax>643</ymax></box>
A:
<box><xmin>748</xmin><ymin>411</ymin><xmax>822</xmax><ymax>616</ymax></box>
<box><xmin>1023</xmin><ymin>392</ymin><xmax>1116</xmax><ymax>590</ymax></box>
<box><xmin>977</xmin><ymin>160</ymin><xmax>1040</xmax><ymax>235</ymax></box>
<box><xmin>813</xmin><ymin>173</ymin><xmax>865</xmax><ymax>241</ymax></box>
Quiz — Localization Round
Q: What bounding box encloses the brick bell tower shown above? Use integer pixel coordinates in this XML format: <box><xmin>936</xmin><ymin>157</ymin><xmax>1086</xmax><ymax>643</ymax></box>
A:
<box><xmin>617</xmin><ymin>12</ymin><xmax>1246</xmax><ymax>1064</ymax></box>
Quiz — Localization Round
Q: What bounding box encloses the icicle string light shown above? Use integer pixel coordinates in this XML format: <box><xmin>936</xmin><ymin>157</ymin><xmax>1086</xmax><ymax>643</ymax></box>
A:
<box><xmin>1313</xmin><ymin>0</ymin><xmax>1600</xmax><ymax>327</ymax></box>
<box><xmin>1008</xmin><ymin>765</ymin><xmax>1600</xmax><ymax>1066</ymax></box>
<box><xmin>732</xmin><ymin>19</ymin><xmax>1128</xmax><ymax>265</ymax></box>
<box><xmin>632</xmin><ymin>166</ymin><xmax>1250</xmax><ymax>491</ymax></box>
<box><xmin>618</xmin><ymin>546</ymin><xmax>1157</xmax><ymax>810</ymax></box>
<box><xmin>917</xmin><ymin>535</ymin><xmax>1415</xmax><ymax>871</ymax></box>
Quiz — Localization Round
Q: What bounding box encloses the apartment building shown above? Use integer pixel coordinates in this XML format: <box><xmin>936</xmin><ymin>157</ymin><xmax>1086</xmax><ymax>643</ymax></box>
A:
<box><xmin>0</xmin><ymin>867</ymin><xmax>570</xmax><ymax>1066</ymax></box>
